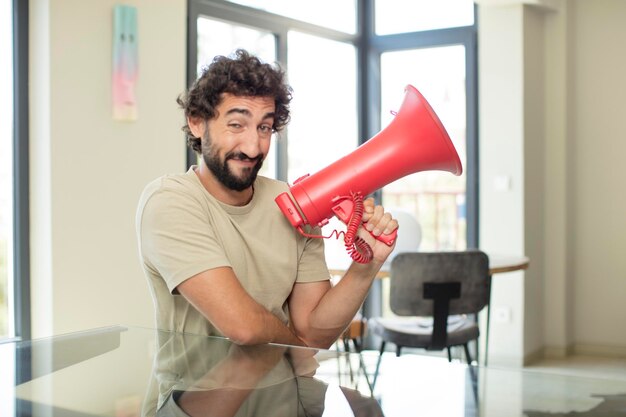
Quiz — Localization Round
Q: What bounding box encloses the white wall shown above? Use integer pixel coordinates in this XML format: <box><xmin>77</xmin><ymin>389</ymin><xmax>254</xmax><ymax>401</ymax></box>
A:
<box><xmin>478</xmin><ymin>3</ymin><xmax>527</xmax><ymax>365</ymax></box>
<box><xmin>542</xmin><ymin>0</ymin><xmax>572</xmax><ymax>358</ymax></box>
<box><xmin>479</xmin><ymin>0</ymin><xmax>626</xmax><ymax>365</ymax></box>
<box><xmin>29</xmin><ymin>0</ymin><xmax>187</xmax><ymax>338</ymax></box>
<box><xmin>522</xmin><ymin>5</ymin><xmax>546</xmax><ymax>361</ymax></box>
<box><xmin>568</xmin><ymin>0</ymin><xmax>626</xmax><ymax>356</ymax></box>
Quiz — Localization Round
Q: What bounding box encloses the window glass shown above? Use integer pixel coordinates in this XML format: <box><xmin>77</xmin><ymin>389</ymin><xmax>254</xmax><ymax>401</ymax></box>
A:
<box><xmin>196</xmin><ymin>16</ymin><xmax>278</xmax><ymax>178</ymax></box>
<box><xmin>375</xmin><ymin>0</ymin><xmax>474</xmax><ymax>35</ymax></box>
<box><xmin>381</xmin><ymin>46</ymin><xmax>467</xmax><ymax>252</ymax></box>
<box><xmin>286</xmin><ymin>31</ymin><xmax>358</xmax><ymax>182</ymax></box>
<box><xmin>0</xmin><ymin>344</ymin><xmax>15</xmax><ymax>416</ymax></box>
<box><xmin>287</xmin><ymin>31</ymin><xmax>358</xmax><ymax>266</ymax></box>
<box><xmin>0</xmin><ymin>0</ymin><xmax>14</xmax><ymax>339</ymax></box>
<box><xmin>226</xmin><ymin>0</ymin><xmax>357</xmax><ymax>34</ymax></box>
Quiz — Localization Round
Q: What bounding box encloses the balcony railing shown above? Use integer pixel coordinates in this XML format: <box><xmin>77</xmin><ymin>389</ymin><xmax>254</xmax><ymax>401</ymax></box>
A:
<box><xmin>383</xmin><ymin>190</ymin><xmax>466</xmax><ymax>251</ymax></box>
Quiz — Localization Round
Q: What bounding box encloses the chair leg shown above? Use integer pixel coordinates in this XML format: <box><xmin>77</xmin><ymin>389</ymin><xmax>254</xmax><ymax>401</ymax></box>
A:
<box><xmin>335</xmin><ymin>338</ymin><xmax>347</xmax><ymax>383</ymax></box>
<box><xmin>396</xmin><ymin>345</ymin><xmax>402</xmax><ymax>357</ymax></box>
<box><xmin>447</xmin><ymin>347</ymin><xmax>452</xmax><ymax>362</ymax></box>
<box><xmin>352</xmin><ymin>337</ymin><xmax>374</xmax><ymax>396</ymax></box>
<box><xmin>463</xmin><ymin>343</ymin><xmax>473</xmax><ymax>365</ymax></box>
<box><xmin>344</xmin><ymin>338</ymin><xmax>356</xmax><ymax>383</ymax></box>
<box><xmin>466</xmin><ymin>364</ymin><xmax>480</xmax><ymax>408</ymax></box>
<box><xmin>336</xmin><ymin>341</ymin><xmax>342</xmax><ymax>382</ymax></box>
<box><xmin>372</xmin><ymin>341</ymin><xmax>386</xmax><ymax>390</ymax></box>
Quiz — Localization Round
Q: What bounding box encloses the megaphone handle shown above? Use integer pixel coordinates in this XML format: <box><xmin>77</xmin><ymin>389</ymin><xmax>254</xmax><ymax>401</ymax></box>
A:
<box><xmin>331</xmin><ymin>196</ymin><xmax>397</xmax><ymax>247</ymax></box>
<box><xmin>376</xmin><ymin>228</ymin><xmax>397</xmax><ymax>246</ymax></box>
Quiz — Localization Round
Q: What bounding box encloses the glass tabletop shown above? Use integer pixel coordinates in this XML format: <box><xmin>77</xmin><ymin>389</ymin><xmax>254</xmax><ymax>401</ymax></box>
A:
<box><xmin>2</xmin><ymin>326</ymin><xmax>625</xmax><ymax>417</ymax></box>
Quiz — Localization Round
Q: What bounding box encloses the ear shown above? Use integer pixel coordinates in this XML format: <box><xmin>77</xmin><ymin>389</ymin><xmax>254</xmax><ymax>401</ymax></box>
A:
<box><xmin>187</xmin><ymin>116</ymin><xmax>205</xmax><ymax>138</ymax></box>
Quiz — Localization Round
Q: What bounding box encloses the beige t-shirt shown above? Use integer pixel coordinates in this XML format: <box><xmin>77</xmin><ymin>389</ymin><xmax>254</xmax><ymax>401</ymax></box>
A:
<box><xmin>136</xmin><ymin>167</ymin><xmax>330</xmax><ymax>336</ymax></box>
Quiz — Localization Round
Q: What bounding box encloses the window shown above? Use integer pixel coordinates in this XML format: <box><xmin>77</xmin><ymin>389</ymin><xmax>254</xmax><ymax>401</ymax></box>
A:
<box><xmin>286</xmin><ymin>31</ymin><xmax>357</xmax><ymax>180</ymax></box>
<box><xmin>0</xmin><ymin>0</ymin><xmax>14</xmax><ymax>340</ymax></box>
<box><xmin>5</xmin><ymin>0</ymin><xmax>29</xmax><ymax>342</ymax></box>
<box><xmin>381</xmin><ymin>45</ymin><xmax>468</xmax><ymax>251</ymax></box>
<box><xmin>187</xmin><ymin>0</ymin><xmax>359</xmax><ymax>181</ymax></box>
<box><xmin>196</xmin><ymin>17</ymin><xmax>276</xmax><ymax>74</ymax></box>
<box><xmin>187</xmin><ymin>0</ymin><xmax>477</xmax><ymax>336</ymax></box>
<box><xmin>226</xmin><ymin>0</ymin><xmax>357</xmax><ymax>34</ymax></box>
<box><xmin>0</xmin><ymin>342</ymin><xmax>16</xmax><ymax>416</ymax></box>
<box><xmin>371</xmin><ymin>2</ymin><xmax>478</xmax><ymax>253</ymax></box>
<box><xmin>194</xmin><ymin>16</ymin><xmax>278</xmax><ymax>178</ymax></box>
<box><xmin>373</xmin><ymin>2</ymin><xmax>477</xmax><ymax>322</ymax></box>
<box><xmin>375</xmin><ymin>0</ymin><xmax>474</xmax><ymax>35</ymax></box>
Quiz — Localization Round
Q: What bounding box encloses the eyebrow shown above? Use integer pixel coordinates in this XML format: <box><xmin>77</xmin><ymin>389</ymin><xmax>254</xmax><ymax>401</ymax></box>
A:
<box><xmin>225</xmin><ymin>107</ymin><xmax>275</xmax><ymax>121</ymax></box>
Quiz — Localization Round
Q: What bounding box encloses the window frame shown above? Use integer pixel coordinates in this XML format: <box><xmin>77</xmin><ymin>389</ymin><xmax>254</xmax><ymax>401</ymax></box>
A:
<box><xmin>365</xmin><ymin>4</ymin><xmax>479</xmax><ymax>249</ymax></box>
<box><xmin>186</xmin><ymin>0</ymin><xmax>359</xmax><ymax>181</ymax></box>
<box><xmin>185</xmin><ymin>0</ymin><xmax>478</xmax><ymax>331</ymax></box>
<box><xmin>186</xmin><ymin>0</ymin><xmax>477</xmax><ymax>248</ymax></box>
<box><xmin>12</xmin><ymin>0</ymin><xmax>30</xmax><ymax>342</ymax></box>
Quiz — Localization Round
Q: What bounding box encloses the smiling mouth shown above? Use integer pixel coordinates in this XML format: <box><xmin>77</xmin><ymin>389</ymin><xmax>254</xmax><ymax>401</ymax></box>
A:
<box><xmin>228</xmin><ymin>152</ymin><xmax>262</xmax><ymax>164</ymax></box>
<box><xmin>230</xmin><ymin>158</ymin><xmax>258</xmax><ymax>168</ymax></box>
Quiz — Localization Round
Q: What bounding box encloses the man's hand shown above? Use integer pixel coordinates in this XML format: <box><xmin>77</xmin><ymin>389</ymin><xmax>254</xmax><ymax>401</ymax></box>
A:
<box><xmin>287</xmin><ymin>199</ymin><xmax>398</xmax><ymax>348</ymax></box>
<box><xmin>359</xmin><ymin>197</ymin><xmax>399</xmax><ymax>264</ymax></box>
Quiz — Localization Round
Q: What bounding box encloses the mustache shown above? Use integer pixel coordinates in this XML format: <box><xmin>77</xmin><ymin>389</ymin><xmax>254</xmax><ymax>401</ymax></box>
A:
<box><xmin>226</xmin><ymin>152</ymin><xmax>263</xmax><ymax>163</ymax></box>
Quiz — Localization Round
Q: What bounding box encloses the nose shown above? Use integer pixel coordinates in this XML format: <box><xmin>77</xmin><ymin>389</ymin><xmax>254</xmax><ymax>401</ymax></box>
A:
<box><xmin>238</xmin><ymin>129</ymin><xmax>263</xmax><ymax>158</ymax></box>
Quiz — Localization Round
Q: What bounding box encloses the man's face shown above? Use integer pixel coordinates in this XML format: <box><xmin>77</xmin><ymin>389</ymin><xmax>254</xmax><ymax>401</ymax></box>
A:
<box><xmin>201</xmin><ymin>94</ymin><xmax>275</xmax><ymax>191</ymax></box>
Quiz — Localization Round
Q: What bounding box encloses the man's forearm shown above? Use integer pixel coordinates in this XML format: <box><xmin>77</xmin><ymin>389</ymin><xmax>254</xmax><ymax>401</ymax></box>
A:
<box><xmin>260</xmin><ymin>311</ymin><xmax>307</xmax><ymax>347</ymax></box>
<box><xmin>298</xmin><ymin>261</ymin><xmax>382</xmax><ymax>348</ymax></box>
<box><xmin>177</xmin><ymin>268</ymin><xmax>307</xmax><ymax>347</ymax></box>
<box><xmin>224</xmin><ymin>302</ymin><xmax>307</xmax><ymax>347</ymax></box>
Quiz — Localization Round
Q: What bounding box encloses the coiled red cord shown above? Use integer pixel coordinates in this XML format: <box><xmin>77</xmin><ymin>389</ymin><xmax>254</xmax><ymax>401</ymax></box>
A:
<box><xmin>342</xmin><ymin>192</ymin><xmax>373</xmax><ymax>264</ymax></box>
<box><xmin>296</xmin><ymin>191</ymin><xmax>373</xmax><ymax>264</ymax></box>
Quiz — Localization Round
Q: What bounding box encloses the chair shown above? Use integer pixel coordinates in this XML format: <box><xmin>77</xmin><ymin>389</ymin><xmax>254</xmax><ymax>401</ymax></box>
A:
<box><xmin>369</xmin><ymin>250</ymin><xmax>490</xmax><ymax>387</ymax></box>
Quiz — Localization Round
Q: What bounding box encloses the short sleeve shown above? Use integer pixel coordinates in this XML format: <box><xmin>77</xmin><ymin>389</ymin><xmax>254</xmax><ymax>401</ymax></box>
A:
<box><xmin>295</xmin><ymin>227</ymin><xmax>331</xmax><ymax>283</ymax></box>
<box><xmin>138</xmin><ymin>187</ymin><xmax>231</xmax><ymax>293</ymax></box>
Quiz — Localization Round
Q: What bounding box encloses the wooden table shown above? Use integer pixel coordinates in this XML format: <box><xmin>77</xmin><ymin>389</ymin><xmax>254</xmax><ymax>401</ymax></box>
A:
<box><xmin>329</xmin><ymin>253</ymin><xmax>529</xmax><ymax>278</ymax></box>
<box><xmin>487</xmin><ymin>254</ymin><xmax>530</xmax><ymax>274</ymax></box>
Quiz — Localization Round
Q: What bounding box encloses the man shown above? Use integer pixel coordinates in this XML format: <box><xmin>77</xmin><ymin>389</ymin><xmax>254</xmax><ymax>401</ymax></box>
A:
<box><xmin>136</xmin><ymin>49</ymin><xmax>398</xmax><ymax>349</ymax></box>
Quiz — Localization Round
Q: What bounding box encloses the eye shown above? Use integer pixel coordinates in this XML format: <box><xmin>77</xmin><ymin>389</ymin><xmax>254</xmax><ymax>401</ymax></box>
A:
<box><xmin>258</xmin><ymin>124</ymin><xmax>273</xmax><ymax>135</ymax></box>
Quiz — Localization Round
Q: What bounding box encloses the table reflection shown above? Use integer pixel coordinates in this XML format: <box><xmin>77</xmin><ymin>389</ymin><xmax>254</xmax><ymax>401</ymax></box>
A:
<box><xmin>143</xmin><ymin>331</ymin><xmax>383</xmax><ymax>417</ymax></box>
<box><xmin>7</xmin><ymin>326</ymin><xmax>626</xmax><ymax>417</ymax></box>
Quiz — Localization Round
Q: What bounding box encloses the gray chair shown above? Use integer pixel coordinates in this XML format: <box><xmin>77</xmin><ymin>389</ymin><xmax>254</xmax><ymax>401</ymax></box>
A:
<box><xmin>369</xmin><ymin>250</ymin><xmax>490</xmax><ymax>387</ymax></box>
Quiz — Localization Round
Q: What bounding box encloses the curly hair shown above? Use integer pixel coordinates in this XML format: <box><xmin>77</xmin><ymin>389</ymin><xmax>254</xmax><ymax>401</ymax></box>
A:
<box><xmin>177</xmin><ymin>49</ymin><xmax>292</xmax><ymax>154</ymax></box>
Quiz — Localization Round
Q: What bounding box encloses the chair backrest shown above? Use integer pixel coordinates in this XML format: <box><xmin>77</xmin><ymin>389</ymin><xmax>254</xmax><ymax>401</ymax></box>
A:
<box><xmin>389</xmin><ymin>251</ymin><xmax>490</xmax><ymax>317</ymax></box>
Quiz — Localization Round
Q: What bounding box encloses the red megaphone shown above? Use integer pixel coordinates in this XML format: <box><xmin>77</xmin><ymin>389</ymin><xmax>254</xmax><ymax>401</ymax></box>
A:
<box><xmin>275</xmin><ymin>84</ymin><xmax>462</xmax><ymax>263</ymax></box>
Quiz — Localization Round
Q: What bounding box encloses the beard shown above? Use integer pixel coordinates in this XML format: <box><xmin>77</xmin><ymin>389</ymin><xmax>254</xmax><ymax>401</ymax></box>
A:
<box><xmin>201</xmin><ymin>131</ymin><xmax>264</xmax><ymax>192</ymax></box>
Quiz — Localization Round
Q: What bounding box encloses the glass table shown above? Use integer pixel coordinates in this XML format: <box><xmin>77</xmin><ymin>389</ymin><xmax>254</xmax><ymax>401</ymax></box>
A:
<box><xmin>2</xmin><ymin>326</ymin><xmax>625</xmax><ymax>416</ymax></box>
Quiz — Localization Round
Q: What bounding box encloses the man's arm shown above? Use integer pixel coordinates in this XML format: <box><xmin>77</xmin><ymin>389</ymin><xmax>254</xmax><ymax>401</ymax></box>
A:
<box><xmin>287</xmin><ymin>262</ymin><xmax>383</xmax><ymax>348</ymax></box>
<box><xmin>177</xmin><ymin>267</ymin><xmax>305</xmax><ymax>346</ymax></box>
<box><xmin>176</xmin><ymin>344</ymin><xmax>286</xmax><ymax>417</ymax></box>
<box><xmin>288</xmin><ymin>198</ymin><xmax>398</xmax><ymax>348</ymax></box>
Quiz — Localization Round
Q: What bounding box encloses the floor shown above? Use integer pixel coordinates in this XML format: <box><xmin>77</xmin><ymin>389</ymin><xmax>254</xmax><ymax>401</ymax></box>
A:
<box><xmin>317</xmin><ymin>348</ymin><xmax>626</xmax><ymax>416</ymax></box>
<box><xmin>526</xmin><ymin>354</ymin><xmax>626</xmax><ymax>381</ymax></box>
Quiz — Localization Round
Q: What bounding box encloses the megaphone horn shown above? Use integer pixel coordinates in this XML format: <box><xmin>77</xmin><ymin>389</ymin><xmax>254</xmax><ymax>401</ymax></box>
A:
<box><xmin>275</xmin><ymin>84</ymin><xmax>463</xmax><ymax>263</ymax></box>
